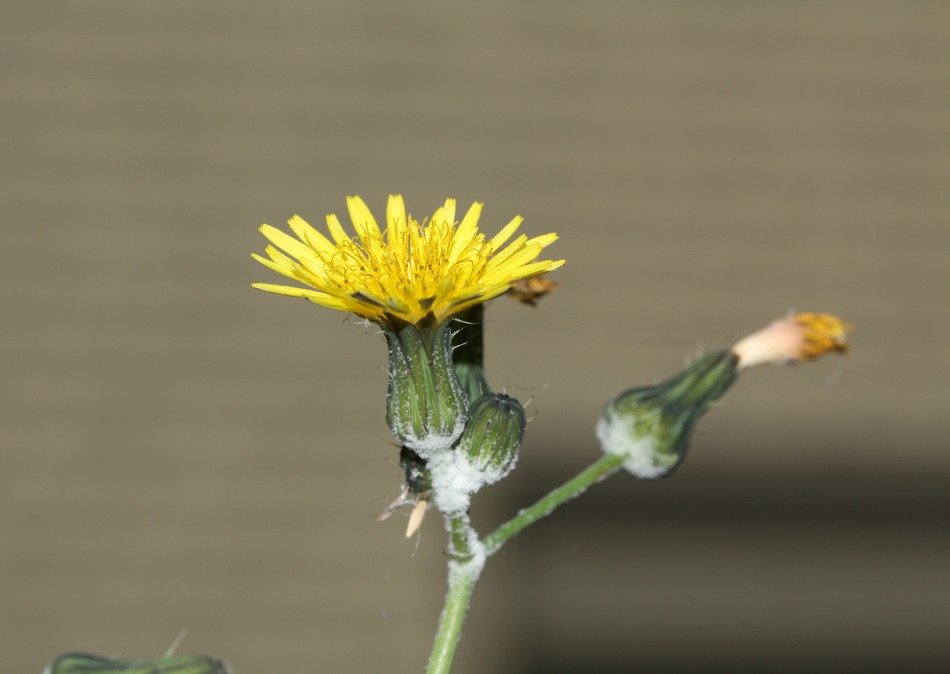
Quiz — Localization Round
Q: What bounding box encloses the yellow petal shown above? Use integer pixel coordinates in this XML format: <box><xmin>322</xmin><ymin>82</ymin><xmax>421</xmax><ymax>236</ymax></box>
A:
<box><xmin>308</xmin><ymin>294</ymin><xmax>370</xmax><ymax>314</ymax></box>
<box><xmin>264</xmin><ymin>244</ymin><xmax>294</xmax><ymax>267</ymax></box>
<box><xmin>325</xmin><ymin>213</ymin><xmax>349</xmax><ymax>244</ymax></box>
<box><xmin>252</xmin><ymin>282</ymin><xmax>334</xmax><ymax>301</ymax></box>
<box><xmin>495</xmin><ymin>242</ymin><xmax>544</xmax><ymax>271</ymax></box>
<box><xmin>264</xmin><ymin>244</ymin><xmax>326</xmax><ymax>283</ymax></box>
<box><xmin>489</xmin><ymin>216</ymin><xmax>523</xmax><ymax>251</ymax></box>
<box><xmin>386</xmin><ymin>194</ymin><xmax>407</xmax><ymax>236</ymax></box>
<box><xmin>252</xmin><ymin>253</ymin><xmax>299</xmax><ymax>282</ymax></box>
<box><xmin>503</xmin><ymin>259</ymin><xmax>564</xmax><ymax>281</ymax></box>
<box><xmin>431</xmin><ymin>198</ymin><xmax>457</xmax><ymax>228</ymax></box>
<box><xmin>486</xmin><ymin>234</ymin><xmax>529</xmax><ymax>268</ymax></box>
<box><xmin>288</xmin><ymin>215</ymin><xmax>334</xmax><ymax>255</ymax></box>
<box><xmin>525</xmin><ymin>232</ymin><xmax>559</xmax><ymax>249</ymax></box>
<box><xmin>259</xmin><ymin>224</ymin><xmax>312</xmax><ymax>261</ymax></box>
<box><xmin>253</xmin><ymin>253</ymin><xmax>324</xmax><ymax>287</ymax></box>
<box><xmin>346</xmin><ymin>195</ymin><xmax>381</xmax><ymax>243</ymax></box>
<box><xmin>445</xmin><ymin>284</ymin><xmax>512</xmax><ymax>317</ymax></box>
<box><xmin>447</xmin><ymin>201</ymin><xmax>483</xmax><ymax>266</ymax></box>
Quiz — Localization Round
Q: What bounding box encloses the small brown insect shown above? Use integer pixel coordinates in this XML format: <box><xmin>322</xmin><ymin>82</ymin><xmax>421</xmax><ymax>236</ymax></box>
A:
<box><xmin>508</xmin><ymin>275</ymin><xmax>559</xmax><ymax>306</ymax></box>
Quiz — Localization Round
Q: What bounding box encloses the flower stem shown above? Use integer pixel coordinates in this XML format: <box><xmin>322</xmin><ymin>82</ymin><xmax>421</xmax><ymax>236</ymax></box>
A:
<box><xmin>426</xmin><ymin>514</ymin><xmax>483</xmax><ymax>674</ymax></box>
<box><xmin>482</xmin><ymin>453</ymin><xmax>625</xmax><ymax>556</ymax></box>
<box><xmin>425</xmin><ymin>453</ymin><xmax>624</xmax><ymax>672</ymax></box>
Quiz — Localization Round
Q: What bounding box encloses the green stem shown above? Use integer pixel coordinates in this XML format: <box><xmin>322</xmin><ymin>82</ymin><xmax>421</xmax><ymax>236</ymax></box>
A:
<box><xmin>448</xmin><ymin>514</ymin><xmax>474</xmax><ymax>561</ymax></box>
<box><xmin>482</xmin><ymin>453</ymin><xmax>625</xmax><ymax>555</ymax></box>
<box><xmin>425</xmin><ymin>514</ymin><xmax>483</xmax><ymax>674</ymax></box>
<box><xmin>425</xmin><ymin>454</ymin><xmax>625</xmax><ymax>672</ymax></box>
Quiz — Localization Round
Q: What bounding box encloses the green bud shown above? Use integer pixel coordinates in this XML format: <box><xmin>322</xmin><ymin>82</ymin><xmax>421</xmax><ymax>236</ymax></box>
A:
<box><xmin>399</xmin><ymin>445</ymin><xmax>432</xmax><ymax>493</ymax></box>
<box><xmin>457</xmin><ymin>393</ymin><xmax>526</xmax><ymax>484</ymax></box>
<box><xmin>45</xmin><ymin>653</ymin><xmax>231</xmax><ymax>674</ymax></box>
<box><xmin>597</xmin><ymin>351</ymin><xmax>739</xmax><ymax>478</ymax></box>
<box><xmin>385</xmin><ymin>322</ymin><xmax>468</xmax><ymax>458</ymax></box>
<box><xmin>452</xmin><ymin>306</ymin><xmax>492</xmax><ymax>403</ymax></box>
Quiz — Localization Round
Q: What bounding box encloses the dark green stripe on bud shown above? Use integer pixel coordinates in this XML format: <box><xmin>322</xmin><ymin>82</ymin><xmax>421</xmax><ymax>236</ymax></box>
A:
<box><xmin>457</xmin><ymin>393</ymin><xmax>526</xmax><ymax>485</ymax></box>
<box><xmin>45</xmin><ymin>653</ymin><xmax>231</xmax><ymax>674</ymax></box>
<box><xmin>385</xmin><ymin>322</ymin><xmax>468</xmax><ymax>458</ymax></box>
<box><xmin>597</xmin><ymin>351</ymin><xmax>739</xmax><ymax>478</ymax></box>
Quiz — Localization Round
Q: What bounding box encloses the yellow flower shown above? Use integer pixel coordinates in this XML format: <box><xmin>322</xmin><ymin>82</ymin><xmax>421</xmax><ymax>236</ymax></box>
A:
<box><xmin>252</xmin><ymin>195</ymin><xmax>565</xmax><ymax>327</ymax></box>
<box><xmin>794</xmin><ymin>312</ymin><xmax>852</xmax><ymax>359</ymax></box>
<box><xmin>732</xmin><ymin>312</ymin><xmax>852</xmax><ymax>369</ymax></box>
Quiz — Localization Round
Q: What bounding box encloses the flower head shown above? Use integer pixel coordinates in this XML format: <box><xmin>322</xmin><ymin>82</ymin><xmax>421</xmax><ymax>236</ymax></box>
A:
<box><xmin>731</xmin><ymin>312</ymin><xmax>852</xmax><ymax>370</ymax></box>
<box><xmin>252</xmin><ymin>195</ymin><xmax>564</xmax><ymax>328</ymax></box>
<box><xmin>598</xmin><ymin>311</ymin><xmax>852</xmax><ymax>478</ymax></box>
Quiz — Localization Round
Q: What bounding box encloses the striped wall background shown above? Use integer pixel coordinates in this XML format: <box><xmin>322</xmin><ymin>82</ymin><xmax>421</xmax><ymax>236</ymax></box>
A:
<box><xmin>2</xmin><ymin>3</ymin><xmax>948</xmax><ymax>672</ymax></box>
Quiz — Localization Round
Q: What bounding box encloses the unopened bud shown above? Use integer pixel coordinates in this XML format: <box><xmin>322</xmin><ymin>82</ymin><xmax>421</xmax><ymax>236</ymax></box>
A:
<box><xmin>457</xmin><ymin>393</ymin><xmax>526</xmax><ymax>484</ymax></box>
<box><xmin>430</xmin><ymin>393</ymin><xmax>527</xmax><ymax>515</ymax></box>
<box><xmin>45</xmin><ymin>653</ymin><xmax>231</xmax><ymax>674</ymax></box>
<box><xmin>597</xmin><ymin>351</ymin><xmax>738</xmax><ymax>478</ymax></box>
<box><xmin>385</xmin><ymin>322</ymin><xmax>468</xmax><ymax>458</ymax></box>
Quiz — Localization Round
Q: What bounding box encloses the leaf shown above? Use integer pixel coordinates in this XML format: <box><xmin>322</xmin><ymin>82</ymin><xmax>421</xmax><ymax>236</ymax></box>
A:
<box><xmin>45</xmin><ymin>653</ymin><xmax>232</xmax><ymax>674</ymax></box>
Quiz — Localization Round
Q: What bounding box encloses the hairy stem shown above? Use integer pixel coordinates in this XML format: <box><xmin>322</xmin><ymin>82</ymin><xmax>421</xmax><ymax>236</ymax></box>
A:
<box><xmin>482</xmin><ymin>453</ymin><xmax>625</xmax><ymax>555</ymax></box>
<box><xmin>425</xmin><ymin>453</ymin><xmax>624</xmax><ymax>672</ymax></box>
<box><xmin>425</xmin><ymin>514</ymin><xmax>483</xmax><ymax>674</ymax></box>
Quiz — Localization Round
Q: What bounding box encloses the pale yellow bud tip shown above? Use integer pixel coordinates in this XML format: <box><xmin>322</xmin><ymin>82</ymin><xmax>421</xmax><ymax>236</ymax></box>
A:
<box><xmin>732</xmin><ymin>312</ymin><xmax>852</xmax><ymax>370</ymax></box>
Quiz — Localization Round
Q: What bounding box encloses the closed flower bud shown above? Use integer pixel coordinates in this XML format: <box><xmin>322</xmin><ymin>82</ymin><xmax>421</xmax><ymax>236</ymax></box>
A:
<box><xmin>430</xmin><ymin>393</ymin><xmax>527</xmax><ymax>515</ymax></box>
<box><xmin>597</xmin><ymin>351</ymin><xmax>739</xmax><ymax>479</ymax></box>
<box><xmin>45</xmin><ymin>653</ymin><xmax>231</xmax><ymax>674</ymax></box>
<box><xmin>385</xmin><ymin>322</ymin><xmax>468</xmax><ymax>458</ymax></box>
<box><xmin>457</xmin><ymin>393</ymin><xmax>526</xmax><ymax>483</ymax></box>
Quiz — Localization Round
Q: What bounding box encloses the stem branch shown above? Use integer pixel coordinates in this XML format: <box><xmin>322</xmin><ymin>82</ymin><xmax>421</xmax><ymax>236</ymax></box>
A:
<box><xmin>482</xmin><ymin>453</ymin><xmax>624</xmax><ymax>555</ymax></box>
<box><xmin>424</xmin><ymin>453</ymin><xmax>624</xmax><ymax>672</ymax></box>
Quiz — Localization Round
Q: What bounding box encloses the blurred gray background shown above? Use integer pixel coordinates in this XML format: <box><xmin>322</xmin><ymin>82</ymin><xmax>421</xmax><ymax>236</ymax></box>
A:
<box><xmin>2</xmin><ymin>2</ymin><xmax>948</xmax><ymax>672</ymax></box>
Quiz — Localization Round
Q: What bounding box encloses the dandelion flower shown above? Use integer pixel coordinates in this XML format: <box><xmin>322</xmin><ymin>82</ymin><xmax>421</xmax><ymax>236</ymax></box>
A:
<box><xmin>252</xmin><ymin>195</ymin><xmax>564</xmax><ymax>328</ymax></box>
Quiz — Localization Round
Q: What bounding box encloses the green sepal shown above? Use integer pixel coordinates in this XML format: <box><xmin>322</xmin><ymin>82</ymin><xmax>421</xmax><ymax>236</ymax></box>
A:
<box><xmin>384</xmin><ymin>321</ymin><xmax>468</xmax><ymax>457</ymax></box>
